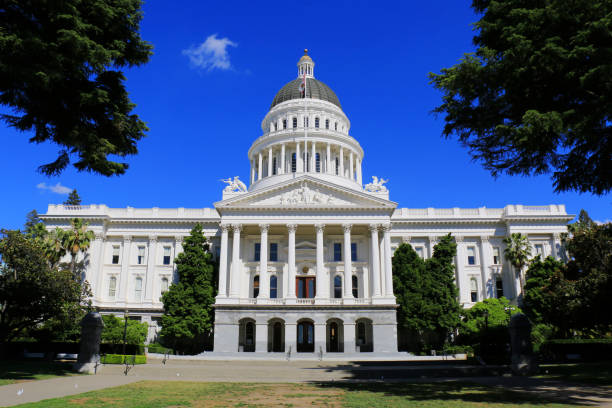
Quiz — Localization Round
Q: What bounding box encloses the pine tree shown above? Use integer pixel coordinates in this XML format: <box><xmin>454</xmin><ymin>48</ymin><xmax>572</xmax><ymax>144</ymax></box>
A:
<box><xmin>160</xmin><ymin>224</ymin><xmax>216</xmax><ymax>354</ymax></box>
<box><xmin>63</xmin><ymin>190</ymin><xmax>82</xmax><ymax>206</ymax></box>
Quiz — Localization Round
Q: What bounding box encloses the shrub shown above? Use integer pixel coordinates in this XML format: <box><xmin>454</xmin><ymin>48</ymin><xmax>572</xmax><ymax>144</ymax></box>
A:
<box><xmin>539</xmin><ymin>339</ymin><xmax>612</xmax><ymax>362</ymax></box>
<box><xmin>100</xmin><ymin>354</ymin><xmax>146</xmax><ymax>364</ymax></box>
<box><xmin>147</xmin><ymin>343</ymin><xmax>173</xmax><ymax>355</ymax></box>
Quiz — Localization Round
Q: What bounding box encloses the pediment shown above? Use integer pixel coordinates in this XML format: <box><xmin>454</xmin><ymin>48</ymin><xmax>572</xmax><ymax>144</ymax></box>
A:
<box><xmin>214</xmin><ymin>176</ymin><xmax>397</xmax><ymax>211</ymax></box>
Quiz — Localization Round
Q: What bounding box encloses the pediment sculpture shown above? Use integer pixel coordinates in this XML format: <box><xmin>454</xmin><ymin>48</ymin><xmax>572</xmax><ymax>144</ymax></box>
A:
<box><xmin>364</xmin><ymin>176</ymin><xmax>388</xmax><ymax>192</ymax></box>
<box><xmin>221</xmin><ymin>176</ymin><xmax>247</xmax><ymax>193</ymax></box>
<box><xmin>279</xmin><ymin>183</ymin><xmax>333</xmax><ymax>205</ymax></box>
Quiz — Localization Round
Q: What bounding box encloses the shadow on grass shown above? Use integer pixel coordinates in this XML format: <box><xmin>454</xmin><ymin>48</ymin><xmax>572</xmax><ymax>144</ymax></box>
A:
<box><xmin>536</xmin><ymin>362</ymin><xmax>612</xmax><ymax>386</ymax></box>
<box><xmin>0</xmin><ymin>360</ymin><xmax>76</xmax><ymax>383</ymax></box>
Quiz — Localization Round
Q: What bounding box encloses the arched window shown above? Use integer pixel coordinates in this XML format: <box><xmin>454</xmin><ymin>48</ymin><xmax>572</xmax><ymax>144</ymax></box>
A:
<box><xmin>470</xmin><ymin>278</ymin><xmax>478</xmax><ymax>302</ymax></box>
<box><xmin>108</xmin><ymin>276</ymin><xmax>116</xmax><ymax>298</ymax></box>
<box><xmin>253</xmin><ymin>275</ymin><xmax>260</xmax><ymax>298</ymax></box>
<box><xmin>272</xmin><ymin>157</ymin><xmax>277</xmax><ymax>175</ymax></box>
<box><xmin>291</xmin><ymin>153</ymin><xmax>296</xmax><ymax>173</ymax></box>
<box><xmin>283</xmin><ymin>119</ymin><xmax>287</xmax><ymax>129</ymax></box>
<box><xmin>315</xmin><ymin>153</ymin><xmax>321</xmax><ymax>172</ymax></box>
<box><xmin>134</xmin><ymin>277</ymin><xmax>143</xmax><ymax>300</ymax></box>
<box><xmin>161</xmin><ymin>277</ymin><xmax>169</xmax><ymax>294</ymax></box>
<box><xmin>325</xmin><ymin>119</ymin><xmax>329</xmax><ymax>129</ymax></box>
<box><xmin>334</xmin><ymin>122</ymin><xmax>338</xmax><ymax>131</ymax></box>
<box><xmin>357</xmin><ymin>322</ymin><xmax>366</xmax><ymax>345</ymax></box>
<box><xmin>315</xmin><ymin>117</ymin><xmax>319</xmax><ymax>128</ymax></box>
<box><xmin>352</xmin><ymin>275</ymin><xmax>358</xmax><ymax>298</ymax></box>
<box><xmin>292</xmin><ymin>117</ymin><xmax>297</xmax><ymax>128</ymax></box>
<box><xmin>270</xmin><ymin>275</ymin><xmax>278</xmax><ymax>298</ymax></box>
<box><xmin>334</xmin><ymin>275</ymin><xmax>342</xmax><ymax>298</ymax></box>
<box><xmin>335</xmin><ymin>157</ymin><xmax>339</xmax><ymax>175</ymax></box>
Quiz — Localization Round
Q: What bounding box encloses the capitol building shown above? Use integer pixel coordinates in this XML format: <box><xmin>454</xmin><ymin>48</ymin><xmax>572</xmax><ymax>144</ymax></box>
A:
<box><xmin>42</xmin><ymin>51</ymin><xmax>572</xmax><ymax>355</ymax></box>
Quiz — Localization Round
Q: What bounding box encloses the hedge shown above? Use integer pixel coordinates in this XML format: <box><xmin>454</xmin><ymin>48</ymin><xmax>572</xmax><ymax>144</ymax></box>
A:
<box><xmin>147</xmin><ymin>344</ymin><xmax>173</xmax><ymax>355</ymax></box>
<box><xmin>0</xmin><ymin>342</ymin><xmax>145</xmax><ymax>359</ymax></box>
<box><xmin>539</xmin><ymin>339</ymin><xmax>612</xmax><ymax>362</ymax></box>
<box><xmin>100</xmin><ymin>354</ymin><xmax>147</xmax><ymax>364</ymax></box>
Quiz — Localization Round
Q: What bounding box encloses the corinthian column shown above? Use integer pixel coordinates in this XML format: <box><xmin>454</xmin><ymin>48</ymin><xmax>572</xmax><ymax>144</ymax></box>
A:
<box><xmin>258</xmin><ymin>224</ymin><xmax>269</xmax><ymax>299</ymax></box>
<box><xmin>315</xmin><ymin>223</ymin><xmax>326</xmax><ymax>299</ymax></box>
<box><xmin>287</xmin><ymin>224</ymin><xmax>297</xmax><ymax>298</ymax></box>
<box><xmin>144</xmin><ymin>235</ymin><xmax>157</xmax><ymax>303</ymax></box>
<box><xmin>229</xmin><ymin>224</ymin><xmax>242</xmax><ymax>298</ymax></box>
<box><xmin>382</xmin><ymin>224</ymin><xmax>394</xmax><ymax>297</ymax></box>
<box><xmin>343</xmin><ymin>224</ymin><xmax>353</xmax><ymax>298</ymax></box>
<box><xmin>369</xmin><ymin>224</ymin><xmax>381</xmax><ymax>297</ymax></box>
<box><xmin>217</xmin><ymin>224</ymin><xmax>230</xmax><ymax>298</ymax></box>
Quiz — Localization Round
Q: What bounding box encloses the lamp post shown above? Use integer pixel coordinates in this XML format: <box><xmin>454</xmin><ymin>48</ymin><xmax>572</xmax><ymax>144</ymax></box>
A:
<box><xmin>122</xmin><ymin>308</ymin><xmax>129</xmax><ymax>356</ymax></box>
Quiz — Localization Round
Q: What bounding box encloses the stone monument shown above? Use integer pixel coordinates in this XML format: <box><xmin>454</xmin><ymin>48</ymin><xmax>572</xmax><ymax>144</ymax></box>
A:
<box><xmin>509</xmin><ymin>313</ymin><xmax>537</xmax><ymax>375</ymax></box>
<box><xmin>74</xmin><ymin>312</ymin><xmax>105</xmax><ymax>374</ymax></box>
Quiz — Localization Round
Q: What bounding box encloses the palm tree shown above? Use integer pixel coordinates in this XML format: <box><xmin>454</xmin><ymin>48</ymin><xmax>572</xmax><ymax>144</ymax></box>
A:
<box><xmin>61</xmin><ymin>218</ymin><xmax>95</xmax><ymax>279</ymax></box>
<box><xmin>503</xmin><ymin>233</ymin><xmax>532</xmax><ymax>295</ymax></box>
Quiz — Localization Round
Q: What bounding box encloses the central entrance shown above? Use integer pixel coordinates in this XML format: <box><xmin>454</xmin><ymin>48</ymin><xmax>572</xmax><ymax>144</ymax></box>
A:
<box><xmin>296</xmin><ymin>276</ymin><xmax>316</xmax><ymax>298</ymax></box>
<box><xmin>297</xmin><ymin>320</ymin><xmax>314</xmax><ymax>352</ymax></box>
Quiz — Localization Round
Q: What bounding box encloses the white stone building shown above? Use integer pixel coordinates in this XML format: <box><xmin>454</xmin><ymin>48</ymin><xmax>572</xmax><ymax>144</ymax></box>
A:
<box><xmin>41</xmin><ymin>51</ymin><xmax>572</xmax><ymax>355</ymax></box>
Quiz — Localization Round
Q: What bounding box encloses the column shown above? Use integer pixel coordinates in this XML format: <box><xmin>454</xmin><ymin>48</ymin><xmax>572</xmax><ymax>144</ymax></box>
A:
<box><xmin>303</xmin><ymin>139</ymin><xmax>308</xmax><ymax>172</ymax></box>
<box><xmin>280</xmin><ymin>143</ymin><xmax>286</xmax><ymax>174</ymax></box>
<box><xmin>311</xmin><ymin>141</ymin><xmax>316</xmax><ymax>172</ymax></box>
<box><xmin>315</xmin><ymin>224</ymin><xmax>326</xmax><ymax>299</ymax></box>
<box><xmin>120</xmin><ymin>236</ymin><xmax>132</xmax><ymax>301</ymax></box>
<box><xmin>217</xmin><ymin>224</ymin><xmax>230</xmax><ymax>298</ymax></box>
<box><xmin>342</xmin><ymin>224</ymin><xmax>353</xmax><ymax>298</ymax></box>
<box><xmin>144</xmin><ymin>235</ymin><xmax>157</xmax><ymax>303</ymax></box>
<box><xmin>344</xmin><ymin>322</ymin><xmax>356</xmax><ymax>353</ymax></box>
<box><xmin>382</xmin><ymin>224</ymin><xmax>394</xmax><ymax>297</ymax></box>
<box><xmin>255</xmin><ymin>321</ymin><xmax>267</xmax><ymax>352</ymax></box>
<box><xmin>551</xmin><ymin>232</ymin><xmax>562</xmax><ymax>259</ymax></box>
<box><xmin>174</xmin><ymin>236</ymin><xmax>183</xmax><ymax>283</ymax></box>
<box><xmin>356</xmin><ymin>158</ymin><xmax>362</xmax><ymax>185</ymax></box>
<box><xmin>339</xmin><ymin>146</ymin><xmax>344</xmax><ymax>178</ymax></box>
<box><xmin>480</xmin><ymin>236</ymin><xmax>492</xmax><ymax>299</ymax></box>
<box><xmin>285</xmin><ymin>322</ymin><xmax>297</xmax><ymax>356</ymax></box>
<box><xmin>369</xmin><ymin>225</ymin><xmax>381</xmax><ymax>297</ymax></box>
<box><xmin>349</xmin><ymin>151</ymin><xmax>354</xmax><ymax>181</ymax></box>
<box><xmin>92</xmin><ymin>232</ymin><xmax>105</xmax><ymax>301</ymax></box>
<box><xmin>259</xmin><ymin>224</ymin><xmax>269</xmax><ymax>299</ymax></box>
<box><xmin>314</xmin><ymin>322</ymin><xmax>326</xmax><ymax>355</ymax></box>
<box><xmin>250</xmin><ymin>159</ymin><xmax>255</xmax><ymax>184</ymax></box>
<box><xmin>287</xmin><ymin>224</ymin><xmax>297</xmax><ymax>298</ymax></box>
<box><xmin>296</xmin><ymin>142</ymin><xmax>301</xmax><ymax>173</ymax></box>
<box><xmin>379</xmin><ymin>230</ymin><xmax>385</xmax><ymax>295</ymax></box>
<box><xmin>267</xmin><ymin>147</ymin><xmax>273</xmax><ymax>177</ymax></box>
<box><xmin>229</xmin><ymin>224</ymin><xmax>242</xmax><ymax>298</ymax></box>
<box><xmin>428</xmin><ymin>236</ymin><xmax>438</xmax><ymax>259</ymax></box>
<box><xmin>326</xmin><ymin>143</ymin><xmax>331</xmax><ymax>174</ymax></box>
<box><xmin>455</xmin><ymin>236</ymin><xmax>468</xmax><ymax>304</ymax></box>
<box><xmin>258</xmin><ymin>153</ymin><xmax>263</xmax><ymax>180</ymax></box>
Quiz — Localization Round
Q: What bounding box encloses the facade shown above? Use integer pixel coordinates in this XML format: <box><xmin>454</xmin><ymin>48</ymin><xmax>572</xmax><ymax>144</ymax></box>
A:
<box><xmin>41</xmin><ymin>51</ymin><xmax>573</xmax><ymax>354</ymax></box>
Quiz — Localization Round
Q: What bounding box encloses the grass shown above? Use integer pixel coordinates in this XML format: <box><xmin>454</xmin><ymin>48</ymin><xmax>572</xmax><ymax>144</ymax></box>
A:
<box><xmin>12</xmin><ymin>380</ymin><xmax>581</xmax><ymax>407</ymax></box>
<box><xmin>535</xmin><ymin>362</ymin><xmax>612</xmax><ymax>386</ymax></box>
<box><xmin>0</xmin><ymin>360</ymin><xmax>79</xmax><ymax>386</ymax></box>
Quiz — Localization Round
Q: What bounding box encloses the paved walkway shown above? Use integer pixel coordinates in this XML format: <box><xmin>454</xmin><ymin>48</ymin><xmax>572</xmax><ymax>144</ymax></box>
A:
<box><xmin>1</xmin><ymin>359</ymin><xmax>611</xmax><ymax>406</ymax></box>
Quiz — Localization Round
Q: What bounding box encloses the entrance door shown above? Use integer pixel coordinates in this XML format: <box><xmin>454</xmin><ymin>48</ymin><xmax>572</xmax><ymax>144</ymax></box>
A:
<box><xmin>329</xmin><ymin>322</ymin><xmax>339</xmax><ymax>352</ymax></box>
<box><xmin>296</xmin><ymin>277</ymin><xmax>316</xmax><ymax>298</ymax></box>
<box><xmin>297</xmin><ymin>321</ymin><xmax>314</xmax><ymax>352</ymax></box>
<box><xmin>272</xmin><ymin>322</ymin><xmax>283</xmax><ymax>352</ymax></box>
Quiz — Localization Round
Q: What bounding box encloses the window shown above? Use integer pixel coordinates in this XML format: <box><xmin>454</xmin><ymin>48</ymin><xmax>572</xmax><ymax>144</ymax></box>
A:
<box><xmin>272</xmin><ymin>157</ymin><xmax>277</xmax><ymax>175</ymax></box>
<box><xmin>291</xmin><ymin>153</ymin><xmax>296</xmax><ymax>173</ymax></box>
<box><xmin>335</xmin><ymin>157</ymin><xmax>339</xmax><ymax>175</ymax></box>
<box><xmin>269</xmin><ymin>243</ymin><xmax>278</xmax><ymax>262</ymax></box>
<box><xmin>253</xmin><ymin>275</ymin><xmax>260</xmax><ymax>298</ymax></box>
<box><xmin>302</xmin><ymin>152</ymin><xmax>310</xmax><ymax>172</ymax></box>
<box><xmin>137</xmin><ymin>246</ymin><xmax>145</xmax><ymax>265</ymax></box>
<box><xmin>333</xmin><ymin>243</ymin><xmax>342</xmax><ymax>262</ymax></box>
<box><xmin>351</xmin><ymin>242</ymin><xmax>357</xmax><ymax>261</ymax></box>
<box><xmin>315</xmin><ymin>117</ymin><xmax>319</xmax><ymax>128</ymax></box>
<box><xmin>292</xmin><ymin>117</ymin><xmax>297</xmax><ymax>128</ymax></box>
<box><xmin>215</xmin><ymin>245</ymin><xmax>221</xmax><ymax>260</ymax></box>
<box><xmin>493</xmin><ymin>247</ymin><xmax>501</xmax><ymax>264</ymax></box>
<box><xmin>112</xmin><ymin>245</ymin><xmax>120</xmax><ymax>264</ymax></box>
<box><xmin>352</xmin><ymin>275</ymin><xmax>358</xmax><ymax>298</ymax></box>
<box><xmin>163</xmin><ymin>246</ymin><xmax>171</xmax><ymax>265</ymax></box>
<box><xmin>334</xmin><ymin>275</ymin><xmax>342</xmax><ymax>298</ymax></box>
<box><xmin>415</xmin><ymin>246</ymin><xmax>424</xmax><ymax>258</ymax></box>
<box><xmin>470</xmin><ymin>278</ymin><xmax>478</xmax><ymax>302</ymax></box>
<box><xmin>303</xmin><ymin>117</ymin><xmax>309</xmax><ymax>127</ymax></box>
<box><xmin>254</xmin><ymin>243</ymin><xmax>261</xmax><ymax>262</ymax></box>
<box><xmin>135</xmin><ymin>277</ymin><xmax>143</xmax><ymax>300</ymax></box>
<box><xmin>270</xmin><ymin>275</ymin><xmax>277</xmax><ymax>298</ymax></box>
<box><xmin>334</xmin><ymin>122</ymin><xmax>338</xmax><ymax>131</ymax></box>
<box><xmin>467</xmin><ymin>246</ymin><xmax>476</xmax><ymax>265</ymax></box>
<box><xmin>534</xmin><ymin>244</ymin><xmax>544</xmax><ymax>256</ymax></box>
<box><xmin>161</xmin><ymin>277</ymin><xmax>169</xmax><ymax>294</ymax></box>
<box><xmin>273</xmin><ymin>122</ymin><xmax>277</xmax><ymax>131</ymax></box>
<box><xmin>357</xmin><ymin>322</ymin><xmax>366</xmax><ymax>345</ymax></box>
<box><xmin>315</xmin><ymin>153</ymin><xmax>320</xmax><ymax>172</ymax></box>
<box><xmin>108</xmin><ymin>276</ymin><xmax>117</xmax><ymax>298</ymax></box>
<box><xmin>283</xmin><ymin>119</ymin><xmax>287</xmax><ymax>129</ymax></box>
<box><xmin>495</xmin><ymin>277</ymin><xmax>504</xmax><ymax>298</ymax></box>
<box><xmin>296</xmin><ymin>277</ymin><xmax>315</xmax><ymax>298</ymax></box>
<box><xmin>325</xmin><ymin>119</ymin><xmax>329</xmax><ymax>129</ymax></box>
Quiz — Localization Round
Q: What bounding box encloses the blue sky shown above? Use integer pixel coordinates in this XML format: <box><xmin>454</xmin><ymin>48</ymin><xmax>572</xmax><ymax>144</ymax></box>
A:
<box><xmin>1</xmin><ymin>0</ymin><xmax>609</xmax><ymax>230</ymax></box>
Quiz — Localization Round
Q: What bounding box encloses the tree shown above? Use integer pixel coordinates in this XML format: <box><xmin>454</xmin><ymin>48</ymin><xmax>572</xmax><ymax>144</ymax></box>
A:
<box><xmin>61</xmin><ymin>218</ymin><xmax>94</xmax><ymax>279</ymax></box>
<box><xmin>523</xmin><ymin>256</ymin><xmax>567</xmax><ymax>324</ymax></box>
<box><xmin>0</xmin><ymin>230</ymin><xmax>84</xmax><ymax>344</ymax></box>
<box><xmin>503</xmin><ymin>233</ymin><xmax>532</xmax><ymax>294</ymax></box>
<box><xmin>0</xmin><ymin>0</ymin><xmax>153</xmax><ymax>176</ymax></box>
<box><xmin>429</xmin><ymin>0</ymin><xmax>612</xmax><ymax>195</ymax></box>
<box><xmin>160</xmin><ymin>224</ymin><xmax>216</xmax><ymax>354</ymax></box>
<box><xmin>460</xmin><ymin>297</ymin><xmax>521</xmax><ymax>340</ymax></box>
<box><xmin>63</xmin><ymin>190</ymin><xmax>82</xmax><ymax>206</ymax></box>
<box><xmin>101</xmin><ymin>314</ymin><xmax>147</xmax><ymax>346</ymax></box>
<box><xmin>393</xmin><ymin>234</ymin><xmax>461</xmax><ymax>350</ymax></box>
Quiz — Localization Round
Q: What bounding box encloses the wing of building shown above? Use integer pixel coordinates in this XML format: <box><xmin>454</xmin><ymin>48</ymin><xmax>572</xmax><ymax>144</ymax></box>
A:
<box><xmin>41</xmin><ymin>51</ymin><xmax>573</xmax><ymax>355</ymax></box>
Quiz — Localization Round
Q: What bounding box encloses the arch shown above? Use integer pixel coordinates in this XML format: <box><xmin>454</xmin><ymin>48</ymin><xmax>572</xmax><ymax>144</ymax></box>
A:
<box><xmin>238</xmin><ymin>318</ymin><xmax>256</xmax><ymax>352</ymax></box>
<box><xmin>270</xmin><ymin>275</ymin><xmax>278</xmax><ymax>298</ymax></box>
<box><xmin>267</xmin><ymin>318</ymin><xmax>285</xmax><ymax>352</ymax></box>
<box><xmin>333</xmin><ymin>275</ymin><xmax>342</xmax><ymax>299</ymax></box>
<box><xmin>253</xmin><ymin>275</ymin><xmax>260</xmax><ymax>298</ymax></box>
<box><xmin>326</xmin><ymin>318</ymin><xmax>344</xmax><ymax>353</ymax></box>
<box><xmin>352</xmin><ymin>275</ymin><xmax>359</xmax><ymax>298</ymax></box>
<box><xmin>296</xmin><ymin>318</ymin><xmax>315</xmax><ymax>352</ymax></box>
<box><xmin>355</xmin><ymin>318</ymin><xmax>373</xmax><ymax>352</ymax></box>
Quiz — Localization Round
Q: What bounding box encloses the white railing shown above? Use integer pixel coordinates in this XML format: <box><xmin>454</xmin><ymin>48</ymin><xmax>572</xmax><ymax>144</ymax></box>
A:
<box><xmin>328</xmin><ymin>298</ymin><xmax>343</xmax><ymax>304</ymax></box>
<box><xmin>297</xmin><ymin>299</ymin><xmax>315</xmax><ymax>305</ymax></box>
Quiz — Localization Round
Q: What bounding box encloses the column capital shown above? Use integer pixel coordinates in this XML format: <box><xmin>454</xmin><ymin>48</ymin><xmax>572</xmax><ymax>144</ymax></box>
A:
<box><xmin>402</xmin><ymin>236</ymin><xmax>411</xmax><ymax>243</ymax></box>
<box><xmin>94</xmin><ymin>232</ymin><xmax>105</xmax><ymax>241</ymax></box>
<box><xmin>259</xmin><ymin>223</ymin><xmax>270</xmax><ymax>232</ymax></box>
<box><xmin>454</xmin><ymin>235</ymin><xmax>464</xmax><ymax>243</ymax></box>
<box><xmin>428</xmin><ymin>236</ymin><xmax>438</xmax><ymax>244</ymax></box>
<box><xmin>232</xmin><ymin>224</ymin><xmax>243</xmax><ymax>232</ymax></box>
<box><xmin>381</xmin><ymin>223</ymin><xmax>391</xmax><ymax>232</ymax></box>
<box><xmin>552</xmin><ymin>232</ymin><xmax>561</xmax><ymax>241</ymax></box>
<box><xmin>123</xmin><ymin>235</ymin><xmax>132</xmax><ymax>243</ymax></box>
<box><xmin>220</xmin><ymin>223</ymin><xmax>231</xmax><ymax>232</ymax></box>
<box><xmin>287</xmin><ymin>223</ymin><xmax>298</xmax><ymax>233</ymax></box>
<box><xmin>148</xmin><ymin>235</ymin><xmax>158</xmax><ymax>243</ymax></box>
<box><xmin>174</xmin><ymin>235</ymin><xmax>184</xmax><ymax>243</ymax></box>
<box><xmin>314</xmin><ymin>223</ymin><xmax>325</xmax><ymax>232</ymax></box>
<box><xmin>368</xmin><ymin>223</ymin><xmax>379</xmax><ymax>232</ymax></box>
<box><xmin>342</xmin><ymin>223</ymin><xmax>352</xmax><ymax>233</ymax></box>
<box><xmin>480</xmin><ymin>236</ymin><xmax>489</xmax><ymax>243</ymax></box>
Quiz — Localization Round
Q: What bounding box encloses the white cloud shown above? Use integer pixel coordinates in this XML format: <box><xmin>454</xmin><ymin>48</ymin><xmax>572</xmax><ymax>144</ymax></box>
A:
<box><xmin>37</xmin><ymin>182</ymin><xmax>72</xmax><ymax>195</ymax></box>
<box><xmin>182</xmin><ymin>34</ymin><xmax>237</xmax><ymax>71</ymax></box>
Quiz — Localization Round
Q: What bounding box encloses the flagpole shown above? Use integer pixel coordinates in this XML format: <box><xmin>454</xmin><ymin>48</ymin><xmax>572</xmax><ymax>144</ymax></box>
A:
<box><xmin>303</xmin><ymin>69</ymin><xmax>307</xmax><ymax>173</ymax></box>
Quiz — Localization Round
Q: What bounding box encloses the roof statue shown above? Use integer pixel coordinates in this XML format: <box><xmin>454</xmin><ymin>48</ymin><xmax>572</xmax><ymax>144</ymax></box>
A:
<box><xmin>221</xmin><ymin>176</ymin><xmax>247</xmax><ymax>193</ymax></box>
<box><xmin>364</xmin><ymin>176</ymin><xmax>388</xmax><ymax>193</ymax></box>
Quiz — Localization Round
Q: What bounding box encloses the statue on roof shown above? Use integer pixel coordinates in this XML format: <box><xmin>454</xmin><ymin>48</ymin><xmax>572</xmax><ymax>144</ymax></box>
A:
<box><xmin>221</xmin><ymin>176</ymin><xmax>247</xmax><ymax>193</ymax></box>
<box><xmin>364</xmin><ymin>176</ymin><xmax>388</xmax><ymax>192</ymax></box>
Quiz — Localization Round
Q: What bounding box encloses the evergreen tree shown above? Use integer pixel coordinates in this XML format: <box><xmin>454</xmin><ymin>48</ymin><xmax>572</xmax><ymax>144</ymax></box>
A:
<box><xmin>63</xmin><ymin>190</ymin><xmax>82</xmax><ymax>206</ymax></box>
<box><xmin>503</xmin><ymin>233</ymin><xmax>532</xmax><ymax>294</ymax></box>
<box><xmin>160</xmin><ymin>224</ymin><xmax>216</xmax><ymax>354</ymax></box>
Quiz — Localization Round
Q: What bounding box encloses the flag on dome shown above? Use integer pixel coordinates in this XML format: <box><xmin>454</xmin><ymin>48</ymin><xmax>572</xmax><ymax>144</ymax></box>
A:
<box><xmin>299</xmin><ymin>72</ymin><xmax>306</xmax><ymax>98</ymax></box>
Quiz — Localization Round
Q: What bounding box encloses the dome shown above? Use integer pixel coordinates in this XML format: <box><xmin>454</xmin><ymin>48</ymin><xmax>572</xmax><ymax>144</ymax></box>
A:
<box><xmin>270</xmin><ymin>78</ymin><xmax>342</xmax><ymax>109</ymax></box>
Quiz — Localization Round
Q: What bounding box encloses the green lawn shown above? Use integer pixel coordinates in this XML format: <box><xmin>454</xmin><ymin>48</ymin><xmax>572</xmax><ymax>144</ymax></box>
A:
<box><xmin>535</xmin><ymin>362</ymin><xmax>612</xmax><ymax>386</ymax></box>
<box><xmin>0</xmin><ymin>361</ymin><xmax>80</xmax><ymax>386</ymax></box>
<box><xmin>14</xmin><ymin>381</ymin><xmax>578</xmax><ymax>407</ymax></box>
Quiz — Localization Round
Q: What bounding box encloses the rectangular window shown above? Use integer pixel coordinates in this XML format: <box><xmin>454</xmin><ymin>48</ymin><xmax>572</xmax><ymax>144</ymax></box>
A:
<box><xmin>303</xmin><ymin>117</ymin><xmax>309</xmax><ymax>127</ymax></box>
<box><xmin>163</xmin><ymin>246</ymin><xmax>171</xmax><ymax>265</ymax></box>
<box><xmin>470</xmin><ymin>278</ymin><xmax>478</xmax><ymax>302</ymax></box>
<box><xmin>493</xmin><ymin>247</ymin><xmax>501</xmax><ymax>264</ymax></box>
<box><xmin>534</xmin><ymin>244</ymin><xmax>544</xmax><ymax>256</ymax></box>
<box><xmin>315</xmin><ymin>117</ymin><xmax>319</xmax><ymax>128</ymax></box>
<box><xmin>254</xmin><ymin>243</ymin><xmax>261</xmax><ymax>262</ymax></box>
<box><xmin>291</xmin><ymin>153</ymin><xmax>296</xmax><ymax>173</ymax></box>
<box><xmin>415</xmin><ymin>246</ymin><xmax>424</xmax><ymax>258</ymax></box>
<box><xmin>296</xmin><ymin>277</ymin><xmax>315</xmax><ymax>298</ymax></box>
<box><xmin>333</xmin><ymin>243</ymin><xmax>342</xmax><ymax>262</ymax></box>
<box><xmin>134</xmin><ymin>277</ymin><xmax>143</xmax><ymax>300</ymax></box>
<box><xmin>325</xmin><ymin>119</ymin><xmax>329</xmax><ymax>129</ymax></box>
<box><xmin>108</xmin><ymin>276</ymin><xmax>117</xmax><ymax>298</ymax></box>
<box><xmin>292</xmin><ymin>117</ymin><xmax>297</xmax><ymax>128</ymax></box>
<box><xmin>269</xmin><ymin>243</ymin><xmax>278</xmax><ymax>262</ymax></box>
<box><xmin>495</xmin><ymin>277</ymin><xmax>504</xmax><ymax>298</ymax></box>
<box><xmin>137</xmin><ymin>246</ymin><xmax>145</xmax><ymax>265</ymax></box>
<box><xmin>272</xmin><ymin>157</ymin><xmax>277</xmax><ymax>175</ymax></box>
<box><xmin>467</xmin><ymin>246</ymin><xmax>476</xmax><ymax>265</ymax></box>
<box><xmin>351</xmin><ymin>242</ymin><xmax>357</xmax><ymax>261</ymax></box>
<box><xmin>112</xmin><ymin>245</ymin><xmax>120</xmax><ymax>264</ymax></box>
<box><xmin>335</xmin><ymin>158</ymin><xmax>339</xmax><ymax>175</ymax></box>
<box><xmin>283</xmin><ymin>119</ymin><xmax>287</xmax><ymax>129</ymax></box>
<box><xmin>315</xmin><ymin>153</ymin><xmax>320</xmax><ymax>172</ymax></box>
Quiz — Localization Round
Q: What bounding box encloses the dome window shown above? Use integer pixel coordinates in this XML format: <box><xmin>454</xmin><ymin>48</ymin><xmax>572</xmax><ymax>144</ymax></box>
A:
<box><xmin>335</xmin><ymin>157</ymin><xmax>339</xmax><ymax>175</ymax></box>
<box><xmin>293</xmin><ymin>117</ymin><xmax>297</xmax><ymax>129</ymax></box>
<box><xmin>283</xmin><ymin>119</ymin><xmax>287</xmax><ymax>129</ymax></box>
<box><xmin>315</xmin><ymin>153</ymin><xmax>321</xmax><ymax>172</ymax></box>
<box><xmin>274</xmin><ymin>122</ymin><xmax>277</xmax><ymax>131</ymax></box>
<box><xmin>334</xmin><ymin>122</ymin><xmax>338</xmax><ymax>131</ymax></box>
<box><xmin>291</xmin><ymin>153</ymin><xmax>296</xmax><ymax>173</ymax></box>
<box><xmin>303</xmin><ymin>117</ymin><xmax>309</xmax><ymax>127</ymax></box>
<box><xmin>315</xmin><ymin>117</ymin><xmax>319</xmax><ymax>128</ymax></box>
<box><xmin>272</xmin><ymin>157</ymin><xmax>277</xmax><ymax>175</ymax></box>
<box><xmin>325</xmin><ymin>119</ymin><xmax>329</xmax><ymax>129</ymax></box>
